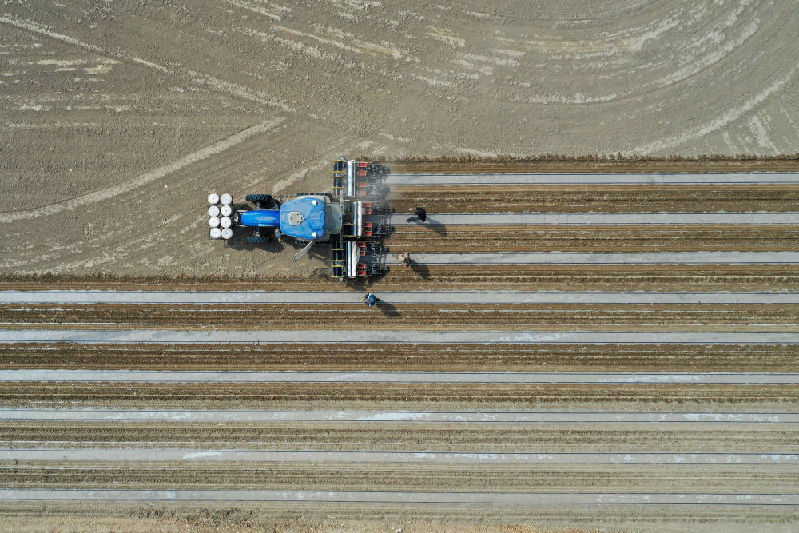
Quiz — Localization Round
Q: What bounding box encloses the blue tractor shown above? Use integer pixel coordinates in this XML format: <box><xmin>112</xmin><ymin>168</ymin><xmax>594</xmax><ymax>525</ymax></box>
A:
<box><xmin>207</xmin><ymin>158</ymin><xmax>391</xmax><ymax>278</ymax></box>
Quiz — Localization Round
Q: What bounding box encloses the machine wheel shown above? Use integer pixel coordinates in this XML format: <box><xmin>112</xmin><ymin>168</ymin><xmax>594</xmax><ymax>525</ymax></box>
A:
<box><xmin>245</xmin><ymin>236</ymin><xmax>270</xmax><ymax>244</ymax></box>
<box><xmin>245</xmin><ymin>194</ymin><xmax>274</xmax><ymax>208</ymax></box>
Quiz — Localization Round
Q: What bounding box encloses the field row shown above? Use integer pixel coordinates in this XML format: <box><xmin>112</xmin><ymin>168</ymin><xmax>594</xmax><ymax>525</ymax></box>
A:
<box><xmin>1</xmin><ymin>383</ymin><xmax>795</xmax><ymax>410</ymax></box>
<box><xmin>0</xmin><ymin>422</ymin><xmax>796</xmax><ymax>452</ymax></box>
<box><xmin>1</xmin><ymin>463</ymin><xmax>795</xmax><ymax>493</ymax></box>
<box><xmin>4</xmin><ymin>264</ymin><xmax>798</xmax><ymax>291</ymax></box>
<box><xmin>2</xmin><ymin>343</ymin><xmax>794</xmax><ymax>371</ymax></box>
<box><xmin>389</xmin><ymin>184</ymin><xmax>799</xmax><ymax>213</ymax></box>
<box><xmin>385</xmin><ymin>225</ymin><xmax>799</xmax><ymax>253</ymax></box>
<box><xmin>2</xmin><ymin>303</ymin><xmax>796</xmax><ymax>331</ymax></box>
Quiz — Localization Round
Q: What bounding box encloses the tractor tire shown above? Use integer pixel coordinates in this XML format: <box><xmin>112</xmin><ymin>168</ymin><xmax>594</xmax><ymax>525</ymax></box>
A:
<box><xmin>245</xmin><ymin>236</ymin><xmax>270</xmax><ymax>244</ymax></box>
<box><xmin>245</xmin><ymin>194</ymin><xmax>274</xmax><ymax>208</ymax></box>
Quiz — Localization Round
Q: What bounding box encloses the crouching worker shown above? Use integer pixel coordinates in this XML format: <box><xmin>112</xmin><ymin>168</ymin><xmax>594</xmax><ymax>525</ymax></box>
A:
<box><xmin>407</xmin><ymin>206</ymin><xmax>427</xmax><ymax>223</ymax></box>
<box><xmin>362</xmin><ymin>292</ymin><xmax>380</xmax><ymax>307</ymax></box>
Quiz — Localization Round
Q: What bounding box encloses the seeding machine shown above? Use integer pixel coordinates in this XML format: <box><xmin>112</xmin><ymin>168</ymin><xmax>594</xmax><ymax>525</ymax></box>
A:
<box><xmin>206</xmin><ymin>158</ymin><xmax>392</xmax><ymax>280</ymax></box>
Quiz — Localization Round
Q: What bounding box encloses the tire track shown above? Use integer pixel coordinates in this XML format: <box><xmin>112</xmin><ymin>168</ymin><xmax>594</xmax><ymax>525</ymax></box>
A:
<box><xmin>0</xmin><ymin>118</ymin><xmax>284</xmax><ymax>223</ymax></box>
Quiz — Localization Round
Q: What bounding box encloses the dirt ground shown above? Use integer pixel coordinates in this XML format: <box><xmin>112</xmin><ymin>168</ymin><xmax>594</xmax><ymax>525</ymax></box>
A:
<box><xmin>2</xmin><ymin>3</ymin><xmax>799</xmax><ymax>531</ymax></box>
<box><xmin>0</xmin><ymin>503</ymin><xmax>794</xmax><ymax>533</ymax></box>
<box><xmin>2</xmin><ymin>1</ymin><xmax>799</xmax><ymax>277</ymax></box>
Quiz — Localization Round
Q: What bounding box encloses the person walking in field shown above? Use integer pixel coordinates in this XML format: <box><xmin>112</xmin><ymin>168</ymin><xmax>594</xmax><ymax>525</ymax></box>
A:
<box><xmin>398</xmin><ymin>252</ymin><xmax>413</xmax><ymax>267</ymax></box>
<box><xmin>406</xmin><ymin>206</ymin><xmax>427</xmax><ymax>223</ymax></box>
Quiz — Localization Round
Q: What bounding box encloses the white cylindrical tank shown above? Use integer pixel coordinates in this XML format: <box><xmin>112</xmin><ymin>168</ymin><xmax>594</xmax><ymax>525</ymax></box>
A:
<box><xmin>209</xmin><ymin>227</ymin><xmax>222</xmax><ymax>239</ymax></box>
<box><xmin>208</xmin><ymin>205</ymin><xmax>220</xmax><ymax>217</ymax></box>
<box><xmin>208</xmin><ymin>216</ymin><xmax>220</xmax><ymax>228</ymax></box>
<box><xmin>220</xmin><ymin>216</ymin><xmax>232</xmax><ymax>228</ymax></box>
<box><xmin>220</xmin><ymin>193</ymin><xmax>232</xmax><ymax>205</ymax></box>
<box><xmin>207</xmin><ymin>193</ymin><xmax>219</xmax><ymax>205</ymax></box>
<box><xmin>220</xmin><ymin>204</ymin><xmax>232</xmax><ymax>217</ymax></box>
<box><xmin>221</xmin><ymin>228</ymin><xmax>234</xmax><ymax>240</ymax></box>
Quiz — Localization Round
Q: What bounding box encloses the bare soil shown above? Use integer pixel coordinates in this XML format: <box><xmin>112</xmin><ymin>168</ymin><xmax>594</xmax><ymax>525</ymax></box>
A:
<box><xmin>3</xmin><ymin>343</ymin><xmax>793</xmax><ymax>372</ymax></box>
<box><xmin>2</xmin><ymin>463</ymin><xmax>796</xmax><ymax>493</ymax></box>
<box><xmin>3</xmin><ymin>264</ymin><xmax>799</xmax><ymax>292</ymax></box>
<box><xmin>387</xmin><ymin>158</ymin><xmax>799</xmax><ymax>174</ymax></box>
<box><xmin>2</xmin><ymin>0</ymin><xmax>799</xmax><ymax>278</ymax></box>
<box><xmin>386</xmin><ymin>224</ymin><xmax>799</xmax><ymax>253</ymax></box>
<box><xmin>2</xmin><ymin>303</ymin><xmax>795</xmax><ymax>331</ymax></box>
<box><xmin>390</xmin><ymin>184</ymin><xmax>799</xmax><ymax>213</ymax></box>
<box><xmin>3</xmin><ymin>2</ymin><xmax>799</xmax><ymax>530</ymax></box>
<box><xmin>1</xmin><ymin>383</ymin><xmax>795</xmax><ymax>412</ymax></box>
<box><xmin>1</xmin><ymin>421</ymin><xmax>796</xmax><ymax>452</ymax></box>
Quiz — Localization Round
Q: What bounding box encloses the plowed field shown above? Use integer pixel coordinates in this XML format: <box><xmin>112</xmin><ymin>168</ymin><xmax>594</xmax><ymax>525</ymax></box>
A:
<box><xmin>2</xmin><ymin>343</ymin><xmax>793</xmax><ymax>371</ymax></box>
<box><xmin>2</xmin><ymin>303</ymin><xmax>796</xmax><ymax>331</ymax></box>
<box><xmin>389</xmin><ymin>185</ymin><xmax>799</xmax><ymax>214</ymax></box>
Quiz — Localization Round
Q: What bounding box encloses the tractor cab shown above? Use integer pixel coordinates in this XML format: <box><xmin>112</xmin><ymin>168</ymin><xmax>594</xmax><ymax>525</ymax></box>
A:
<box><xmin>279</xmin><ymin>195</ymin><xmax>342</xmax><ymax>241</ymax></box>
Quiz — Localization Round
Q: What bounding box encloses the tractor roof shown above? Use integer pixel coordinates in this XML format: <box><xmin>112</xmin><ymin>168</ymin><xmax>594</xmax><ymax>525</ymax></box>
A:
<box><xmin>280</xmin><ymin>196</ymin><xmax>326</xmax><ymax>240</ymax></box>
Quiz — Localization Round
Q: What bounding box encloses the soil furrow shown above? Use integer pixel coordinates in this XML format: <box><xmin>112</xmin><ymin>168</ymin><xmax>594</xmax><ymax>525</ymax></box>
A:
<box><xmin>389</xmin><ymin>184</ymin><xmax>799</xmax><ymax>214</ymax></box>
<box><xmin>2</xmin><ymin>343</ymin><xmax>794</xmax><ymax>371</ymax></box>
<box><xmin>4</xmin><ymin>264</ymin><xmax>799</xmax><ymax>292</ymax></box>
<box><xmin>1</xmin><ymin>463</ymin><xmax>795</xmax><ymax>492</ymax></box>
<box><xmin>384</xmin><ymin>225</ymin><xmax>799</xmax><ymax>253</ymax></box>
<box><xmin>1</xmin><ymin>304</ymin><xmax>795</xmax><ymax>331</ymax></box>
<box><xmin>0</xmin><ymin>383</ymin><xmax>795</xmax><ymax>411</ymax></box>
<box><xmin>1</xmin><ymin>422</ymin><xmax>795</xmax><ymax>452</ymax></box>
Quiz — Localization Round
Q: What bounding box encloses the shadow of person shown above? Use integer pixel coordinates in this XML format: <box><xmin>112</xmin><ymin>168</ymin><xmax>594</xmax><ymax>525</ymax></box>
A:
<box><xmin>417</xmin><ymin>217</ymin><xmax>447</xmax><ymax>236</ymax></box>
<box><xmin>376</xmin><ymin>300</ymin><xmax>400</xmax><ymax>317</ymax></box>
<box><xmin>409</xmin><ymin>260</ymin><xmax>430</xmax><ymax>280</ymax></box>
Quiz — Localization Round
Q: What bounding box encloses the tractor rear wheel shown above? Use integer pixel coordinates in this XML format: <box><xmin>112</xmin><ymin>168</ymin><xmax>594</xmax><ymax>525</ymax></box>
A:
<box><xmin>245</xmin><ymin>194</ymin><xmax>274</xmax><ymax>208</ymax></box>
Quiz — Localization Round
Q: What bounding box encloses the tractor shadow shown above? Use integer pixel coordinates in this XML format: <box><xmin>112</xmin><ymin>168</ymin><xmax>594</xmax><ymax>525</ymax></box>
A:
<box><xmin>303</xmin><ymin>242</ymin><xmax>330</xmax><ymax>262</ymax></box>
<box><xmin>346</xmin><ymin>278</ymin><xmax>377</xmax><ymax>291</ymax></box>
<box><xmin>225</xmin><ymin>233</ymin><xmax>284</xmax><ymax>253</ymax></box>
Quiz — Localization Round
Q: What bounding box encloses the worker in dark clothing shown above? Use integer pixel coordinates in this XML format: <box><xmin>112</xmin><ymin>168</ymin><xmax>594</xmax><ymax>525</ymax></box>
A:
<box><xmin>362</xmin><ymin>292</ymin><xmax>380</xmax><ymax>307</ymax></box>
<box><xmin>407</xmin><ymin>206</ymin><xmax>427</xmax><ymax>223</ymax></box>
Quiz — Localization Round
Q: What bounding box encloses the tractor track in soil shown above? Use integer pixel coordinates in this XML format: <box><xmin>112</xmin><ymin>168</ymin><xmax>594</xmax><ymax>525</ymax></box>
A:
<box><xmin>385</xmin><ymin>225</ymin><xmax>799</xmax><ymax>253</ymax></box>
<box><xmin>389</xmin><ymin>184</ymin><xmax>799</xmax><ymax>214</ymax></box>
<box><xmin>1</xmin><ymin>303</ymin><xmax>796</xmax><ymax>331</ymax></box>
<box><xmin>0</xmin><ymin>383</ymin><xmax>796</xmax><ymax>411</ymax></box>
<box><xmin>2</xmin><ymin>343</ymin><xmax>794</xmax><ymax>372</ymax></box>
<box><xmin>0</xmin><ymin>421</ymin><xmax>796</xmax><ymax>452</ymax></box>
<box><xmin>1</xmin><ymin>463</ymin><xmax>795</xmax><ymax>493</ymax></box>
